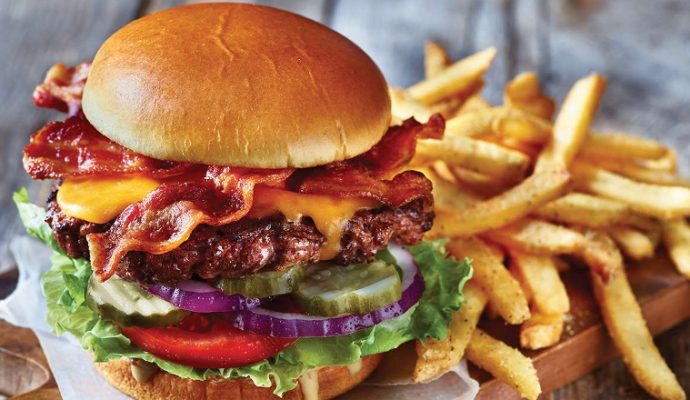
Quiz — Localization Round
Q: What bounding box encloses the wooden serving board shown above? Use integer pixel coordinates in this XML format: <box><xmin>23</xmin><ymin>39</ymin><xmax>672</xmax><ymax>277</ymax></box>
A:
<box><xmin>472</xmin><ymin>251</ymin><xmax>690</xmax><ymax>399</ymax></box>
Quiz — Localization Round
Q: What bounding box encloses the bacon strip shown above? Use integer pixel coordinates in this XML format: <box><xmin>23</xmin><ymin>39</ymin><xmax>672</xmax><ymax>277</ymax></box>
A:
<box><xmin>33</xmin><ymin>62</ymin><xmax>90</xmax><ymax>116</ymax></box>
<box><xmin>23</xmin><ymin>117</ymin><xmax>193</xmax><ymax>179</ymax></box>
<box><xmin>290</xmin><ymin>115</ymin><xmax>444</xmax><ymax>206</ymax></box>
<box><xmin>24</xmin><ymin>109</ymin><xmax>443</xmax><ymax>280</ymax></box>
<box><xmin>87</xmin><ymin>167</ymin><xmax>293</xmax><ymax>281</ymax></box>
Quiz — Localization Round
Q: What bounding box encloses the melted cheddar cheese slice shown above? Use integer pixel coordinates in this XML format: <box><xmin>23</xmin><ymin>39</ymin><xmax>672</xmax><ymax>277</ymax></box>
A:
<box><xmin>57</xmin><ymin>176</ymin><xmax>161</xmax><ymax>224</ymax></box>
<box><xmin>57</xmin><ymin>177</ymin><xmax>379</xmax><ymax>260</ymax></box>
<box><xmin>249</xmin><ymin>187</ymin><xmax>379</xmax><ymax>259</ymax></box>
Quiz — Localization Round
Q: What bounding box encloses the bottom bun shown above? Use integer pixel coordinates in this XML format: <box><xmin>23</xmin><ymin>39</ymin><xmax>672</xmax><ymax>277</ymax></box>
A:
<box><xmin>95</xmin><ymin>354</ymin><xmax>383</xmax><ymax>400</ymax></box>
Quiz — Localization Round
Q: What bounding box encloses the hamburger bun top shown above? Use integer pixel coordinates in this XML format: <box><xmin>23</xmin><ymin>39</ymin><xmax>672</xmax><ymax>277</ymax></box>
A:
<box><xmin>82</xmin><ymin>3</ymin><xmax>391</xmax><ymax>168</ymax></box>
<box><xmin>95</xmin><ymin>354</ymin><xmax>382</xmax><ymax>400</ymax></box>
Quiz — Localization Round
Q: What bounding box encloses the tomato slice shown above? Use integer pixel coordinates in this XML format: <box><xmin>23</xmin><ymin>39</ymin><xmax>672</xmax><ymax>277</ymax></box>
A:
<box><xmin>119</xmin><ymin>314</ymin><xmax>296</xmax><ymax>368</ymax></box>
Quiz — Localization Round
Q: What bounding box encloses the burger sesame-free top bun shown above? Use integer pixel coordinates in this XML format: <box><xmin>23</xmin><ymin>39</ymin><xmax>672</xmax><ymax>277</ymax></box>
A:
<box><xmin>82</xmin><ymin>3</ymin><xmax>391</xmax><ymax>168</ymax></box>
<box><xmin>95</xmin><ymin>354</ymin><xmax>382</xmax><ymax>400</ymax></box>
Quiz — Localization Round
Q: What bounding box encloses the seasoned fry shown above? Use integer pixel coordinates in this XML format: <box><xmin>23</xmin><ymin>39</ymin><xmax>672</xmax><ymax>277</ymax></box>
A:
<box><xmin>504</xmin><ymin>71</ymin><xmax>556</xmax><ymax>120</ymax></box>
<box><xmin>407</xmin><ymin>47</ymin><xmax>496</xmax><ymax>105</ymax></box>
<box><xmin>580</xmin><ymin>132</ymin><xmax>668</xmax><ymax>161</ymax></box>
<box><xmin>415</xmin><ymin>136</ymin><xmax>530</xmax><ymax>183</ymax></box>
<box><xmin>534</xmin><ymin>192</ymin><xmax>631</xmax><ymax>228</ymax></box>
<box><xmin>447</xmin><ymin>237</ymin><xmax>530</xmax><ymax>324</ymax></box>
<box><xmin>445</xmin><ymin>106</ymin><xmax>552</xmax><ymax>144</ymax></box>
<box><xmin>448</xmin><ymin>165</ymin><xmax>509</xmax><ymax>198</ymax></box>
<box><xmin>578</xmin><ymin>230</ymin><xmax>623</xmax><ymax>282</ymax></box>
<box><xmin>466</xmin><ymin>329</ymin><xmax>542</xmax><ymax>400</ymax></box>
<box><xmin>424</xmin><ymin>40</ymin><xmax>451</xmax><ymax>79</ymax></box>
<box><xmin>487</xmin><ymin>219</ymin><xmax>586</xmax><ymax>256</ymax></box>
<box><xmin>535</xmin><ymin>74</ymin><xmax>607</xmax><ymax>172</ymax></box>
<box><xmin>591</xmin><ymin>269</ymin><xmax>685</xmax><ymax>400</ymax></box>
<box><xmin>413</xmin><ymin>282</ymin><xmax>487</xmax><ymax>382</ymax></box>
<box><xmin>417</xmin><ymin>166</ymin><xmax>479</xmax><ymax>209</ymax></box>
<box><xmin>433</xmin><ymin>167</ymin><xmax>570</xmax><ymax>237</ymax></box>
<box><xmin>608</xmin><ymin>226</ymin><xmax>656</xmax><ymax>260</ymax></box>
<box><xmin>662</xmin><ymin>218</ymin><xmax>690</xmax><ymax>279</ymax></box>
<box><xmin>583</xmin><ymin>156</ymin><xmax>690</xmax><ymax>187</ymax></box>
<box><xmin>520</xmin><ymin>312</ymin><xmax>564</xmax><ymax>350</ymax></box>
<box><xmin>509</xmin><ymin>251</ymin><xmax>570</xmax><ymax>315</ymax></box>
<box><xmin>572</xmin><ymin>161</ymin><xmax>690</xmax><ymax>219</ymax></box>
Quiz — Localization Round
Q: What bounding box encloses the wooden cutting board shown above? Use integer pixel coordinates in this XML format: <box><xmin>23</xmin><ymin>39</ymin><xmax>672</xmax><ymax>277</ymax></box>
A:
<box><xmin>473</xmin><ymin>251</ymin><xmax>690</xmax><ymax>399</ymax></box>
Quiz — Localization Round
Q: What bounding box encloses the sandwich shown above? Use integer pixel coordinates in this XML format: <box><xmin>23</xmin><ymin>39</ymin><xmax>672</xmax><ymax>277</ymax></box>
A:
<box><xmin>14</xmin><ymin>3</ymin><xmax>471</xmax><ymax>399</ymax></box>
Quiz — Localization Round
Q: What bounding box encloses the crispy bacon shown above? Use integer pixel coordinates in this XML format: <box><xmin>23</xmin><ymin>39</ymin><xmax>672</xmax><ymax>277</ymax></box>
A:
<box><xmin>290</xmin><ymin>115</ymin><xmax>444</xmax><ymax>206</ymax></box>
<box><xmin>87</xmin><ymin>168</ymin><xmax>293</xmax><ymax>281</ymax></box>
<box><xmin>23</xmin><ymin>117</ymin><xmax>194</xmax><ymax>179</ymax></box>
<box><xmin>353</xmin><ymin>114</ymin><xmax>445</xmax><ymax>176</ymax></box>
<box><xmin>33</xmin><ymin>62</ymin><xmax>91</xmax><ymax>116</ymax></box>
<box><xmin>24</xmin><ymin>108</ymin><xmax>443</xmax><ymax>280</ymax></box>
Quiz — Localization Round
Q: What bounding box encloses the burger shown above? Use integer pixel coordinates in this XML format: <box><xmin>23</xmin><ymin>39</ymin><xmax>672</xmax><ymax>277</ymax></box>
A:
<box><xmin>14</xmin><ymin>3</ymin><xmax>471</xmax><ymax>399</ymax></box>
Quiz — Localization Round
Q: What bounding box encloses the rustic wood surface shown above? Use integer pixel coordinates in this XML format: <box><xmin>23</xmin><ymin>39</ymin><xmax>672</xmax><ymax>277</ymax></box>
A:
<box><xmin>0</xmin><ymin>1</ymin><xmax>688</xmax><ymax>399</ymax></box>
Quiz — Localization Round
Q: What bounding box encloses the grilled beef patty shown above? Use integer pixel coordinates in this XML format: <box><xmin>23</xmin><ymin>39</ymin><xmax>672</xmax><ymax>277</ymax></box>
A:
<box><xmin>46</xmin><ymin>192</ymin><xmax>433</xmax><ymax>284</ymax></box>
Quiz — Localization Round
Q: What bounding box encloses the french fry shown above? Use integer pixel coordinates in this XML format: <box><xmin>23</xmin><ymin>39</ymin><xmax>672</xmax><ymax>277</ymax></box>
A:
<box><xmin>535</xmin><ymin>74</ymin><xmax>607</xmax><ymax>173</ymax></box>
<box><xmin>389</xmin><ymin>87</ymin><xmax>433</xmax><ymax>123</ymax></box>
<box><xmin>433</xmin><ymin>167</ymin><xmax>570</xmax><ymax>237</ymax></box>
<box><xmin>579</xmin><ymin>132</ymin><xmax>668</xmax><ymax>161</ymax></box>
<box><xmin>456</xmin><ymin>95</ymin><xmax>492</xmax><ymax>114</ymax></box>
<box><xmin>413</xmin><ymin>282</ymin><xmax>487</xmax><ymax>382</ymax></box>
<box><xmin>636</xmin><ymin>148</ymin><xmax>677</xmax><ymax>172</ymax></box>
<box><xmin>407</xmin><ymin>47</ymin><xmax>496</xmax><ymax>105</ymax></box>
<box><xmin>534</xmin><ymin>192</ymin><xmax>658</xmax><ymax>232</ymax></box>
<box><xmin>572</xmin><ymin>161</ymin><xmax>690</xmax><ymax>219</ymax></box>
<box><xmin>504</xmin><ymin>71</ymin><xmax>556</xmax><ymax>120</ymax></box>
<box><xmin>448</xmin><ymin>165</ymin><xmax>510</xmax><ymax>199</ymax></box>
<box><xmin>591</xmin><ymin>269</ymin><xmax>685</xmax><ymax>400</ymax></box>
<box><xmin>583</xmin><ymin>156</ymin><xmax>690</xmax><ymax>187</ymax></box>
<box><xmin>466</xmin><ymin>329</ymin><xmax>542</xmax><ymax>400</ymax></box>
<box><xmin>534</xmin><ymin>192</ymin><xmax>631</xmax><ymax>228</ymax></box>
<box><xmin>417</xmin><ymin>166</ymin><xmax>479</xmax><ymax>209</ymax></box>
<box><xmin>445</xmin><ymin>106</ymin><xmax>552</xmax><ymax>144</ymax></box>
<box><xmin>608</xmin><ymin>226</ymin><xmax>656</xmax><ymax>260</ymax></box>
<box><xmin>509</xmin><ymin>251</ymin><xmax>570</xmax><ymax>315</ymax></box>
<box><xmin>662</xmin><ymin>218</ymin><xmax>690</xmax><ymax>279</ymax></box>
<box><xmin>416</xmin><ymin>136</ymin><xmax>530</xmax><ymax>183</ymax></box>
<box><xmin>424</xmin><ymin>40</ymin><xmax>451</xmax><ymax>79</ymax></box>
<box><xmin>520</xmin><ymin>312</ymin><xmax>564</xmax><ymax>350</ymax></box>
<box><xmin>446</xmin><ymin>237</ymin><xmax>530</xmax><ymax>324</ymax></box>
<box><xmin>487</xmin><ymin>219</ymin><xmax>586</xmax><ymax>256</ymax></box>
<box><xmin>578</xmin><ymin>230</ymin><xmax>623</xmax><ymax>282</ymax></box>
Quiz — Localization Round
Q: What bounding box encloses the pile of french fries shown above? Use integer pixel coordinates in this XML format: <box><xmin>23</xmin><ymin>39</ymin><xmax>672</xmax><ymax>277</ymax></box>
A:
<box><xmin>399</xmin><ymin>42</ymin><xmax>690</xmax><ymax>400</ymax></box>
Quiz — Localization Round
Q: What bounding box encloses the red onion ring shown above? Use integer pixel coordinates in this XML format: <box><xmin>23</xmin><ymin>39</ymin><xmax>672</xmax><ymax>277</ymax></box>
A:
<box><xmin>231</xmin><ymin>246</ymin><xmax>424</xmax><ymax>337</ymax></box>
<box><xmin>147</xmin><ymin>280</ymin><xmax>263</xmax><ymax>313</ymax></box>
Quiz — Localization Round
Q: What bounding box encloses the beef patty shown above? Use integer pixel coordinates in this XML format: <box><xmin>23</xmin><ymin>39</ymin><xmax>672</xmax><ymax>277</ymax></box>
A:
<box><xmin>46</xmin><ymin>192</ymin><xmax>433</xmax><ymax>284</ymax></box>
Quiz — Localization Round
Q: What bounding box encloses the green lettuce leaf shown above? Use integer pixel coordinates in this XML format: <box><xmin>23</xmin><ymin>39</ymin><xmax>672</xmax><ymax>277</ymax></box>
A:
<box><xmin>14</xmin><ymin>189</ymin><xmax>472</xmax><ymax>396</ymax></box>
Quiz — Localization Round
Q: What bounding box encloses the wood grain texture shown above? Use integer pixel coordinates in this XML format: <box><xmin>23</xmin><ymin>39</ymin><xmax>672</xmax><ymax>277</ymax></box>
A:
<box><xmin>0</xmin><ymin>0</ymin><xmax>141</xmax><ymax>271</ymax></box>
<box><xmin>0</xmin><ymin>1</ymin><xmax>688</xmax><ymax>399</ymax></box>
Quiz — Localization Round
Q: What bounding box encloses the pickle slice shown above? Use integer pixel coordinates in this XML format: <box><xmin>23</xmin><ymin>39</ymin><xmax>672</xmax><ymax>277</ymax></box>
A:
<box><xmin>295</xmin><ymin>261</ymin><xmax>402</xmax><ymax>316</ymax></box>
<box><xmin>214</xmin><ymin>265</ymin><xmax>304</xmax><ymax>298</ymax></box>
<box><xmin>86</xmin><ymin>274</ymin><xmax>189</xmax><ymax>327</ymax></box>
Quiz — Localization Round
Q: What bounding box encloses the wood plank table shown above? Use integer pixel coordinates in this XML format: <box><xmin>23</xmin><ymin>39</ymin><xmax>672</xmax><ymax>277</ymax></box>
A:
<box><xmin>1</xmin><ymin>1</ymin><xmax>688</xmax><ymax>399</ymax></box>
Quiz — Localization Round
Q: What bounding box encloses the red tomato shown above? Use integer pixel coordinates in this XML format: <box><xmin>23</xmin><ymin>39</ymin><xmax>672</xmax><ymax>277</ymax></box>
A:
<box><xmin>119</xmin><ymin>314</ymin><xmax>296</xmax><ymax>368</ymax></box>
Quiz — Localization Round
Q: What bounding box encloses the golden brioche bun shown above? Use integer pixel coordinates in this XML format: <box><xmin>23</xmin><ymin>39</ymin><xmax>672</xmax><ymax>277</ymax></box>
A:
<box><xmin>82</xmin><ymin>3</ymin><xmax>391</xmax><ymax>168</ymax></box>
<box><xmin>95</xmin><ymin>354</ymin><xmax>382</xmax><ymax>400</ymax></box>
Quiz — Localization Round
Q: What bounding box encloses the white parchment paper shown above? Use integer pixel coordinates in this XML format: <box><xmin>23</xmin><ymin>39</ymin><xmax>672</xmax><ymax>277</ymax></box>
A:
<box><xmin>0</xmin><ymin>236</ymin><xmax>478</xmax><ymax>400</ymax></box>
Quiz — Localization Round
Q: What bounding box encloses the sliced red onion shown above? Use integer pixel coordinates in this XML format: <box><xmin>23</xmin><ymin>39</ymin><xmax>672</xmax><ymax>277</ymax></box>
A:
<box><xmin>147</xmin><ymin>280</ymin><xmax>263</xmax><ymax>313</ymax></box>
<box><xmin>231</xmin><ymin>246</ymin><xmax>424</xmax><ymax>337</ymax></box>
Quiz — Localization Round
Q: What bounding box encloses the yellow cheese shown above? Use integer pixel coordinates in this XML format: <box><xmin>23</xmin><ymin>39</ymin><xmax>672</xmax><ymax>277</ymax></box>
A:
<box><xmin>249</xmin><ymin>187</ymin><xmax>379</xmax><ymax>259</ymax></box>
<box><xmin>57</xmin><ymin>176</ymin><xmax>161</xmax><ymax>224</ymax></box>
